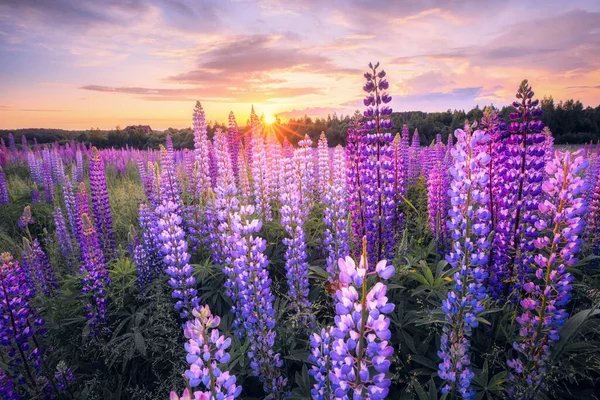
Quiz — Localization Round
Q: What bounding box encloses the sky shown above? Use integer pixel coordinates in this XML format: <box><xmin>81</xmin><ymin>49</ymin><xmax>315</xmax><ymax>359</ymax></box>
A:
<box><xmin>0</xmin><ymin>0</ymin><xmax>599</xmax><ymax>130</ymax></box>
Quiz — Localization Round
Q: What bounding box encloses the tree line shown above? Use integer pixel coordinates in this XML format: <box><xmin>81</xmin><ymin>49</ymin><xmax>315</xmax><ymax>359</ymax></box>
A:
<box><xmin>1</xmin><ymin>98</ymin><xmax>599</xmax><ymax>149</ymax></box>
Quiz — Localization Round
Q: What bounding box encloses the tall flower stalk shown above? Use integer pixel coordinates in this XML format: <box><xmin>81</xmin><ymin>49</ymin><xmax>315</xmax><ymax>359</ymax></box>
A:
<box><xmin>438</xmin><ymin>128</ymin><xmax>491</xmax><ymax>399</ymax></box>
<box><xmin>507</xmin><ymin>150</ymin><xmax>588</xmax><ymax>399</ymax></box>
<box><xmin>327</xmin><ymin>239</ymin><xmax>395</xmax><ymax>399</ymax></box>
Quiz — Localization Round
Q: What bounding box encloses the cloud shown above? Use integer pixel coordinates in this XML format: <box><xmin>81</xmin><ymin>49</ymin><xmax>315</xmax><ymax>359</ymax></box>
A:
<box><xmin>567</xmin><ymin>85</ymin><xmax>600</xmax><ymax>89</ymax></box>
<box><xmin>80</xmin><ymin>84</ymin><xmax>324</xmax><ymax>102</ymax></box>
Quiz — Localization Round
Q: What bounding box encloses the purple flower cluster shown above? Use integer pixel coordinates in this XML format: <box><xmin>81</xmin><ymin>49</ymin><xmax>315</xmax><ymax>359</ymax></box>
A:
<box><xmin>320</xmin><ymin>250</ymin><xmax>395</xmax><ymax>399</ymax></box>
<box><xmin>226</xmin><ymin>205</ymin><xmax>286</xmax><ymax>398</ymax></box>
<box><xmin>22</xmin><ymin>238</ymin><xmax>58</xmax><ymax>297</ymax></box>
<box><xmin>491</xmin><ymin>80</ymin><xmax>546</xmax><ymax>297</ymax></box>
<box><xmin>250</xmin><ymin>128</ymin><xmax>273</xmax><ymax>221</ymax></box>
<box><xmin>280</xmin><ymin>150</ymin><xmax>314</xmax><ymax>327</ymax></box>
<box><xmin>156</xmin><ymin>199</ymin><xmax>199</xmax><ymax>320</ymax></box>
<box><xmin>53</xmin><ymin>207</ymin><xmax>73</xmax><ymax>260</ymax></box>
<box><xmin>0</xmin><ymin>367</ymin><xmax>19</xmax><ymax>399</ymax></box>
<box><xmin>0</xmin><ymin>166</ymin><xmax>8</xmax><ymax>205</ymax></box>
<box><xmin>439</xmin><ymin>127</ymin><xmax>491</xmax><ymax>399</ymax></box>
<box><xmin>323</xmin><ymin>145</ymin><xmax>350</xmax><ymax>280</ymax></box>
<box><xmin>308</xmin><ymin>327</ymin><xmax>334</xmax><ymax>399</ymax></box>
<box><xmin>507</xmin><ymin>150</ymin><xmax>588</xmax><ymax>399</ymax></box>
<box><xmin>79</xmin><ymin>214</ymin><xmax>111</xmax><ymax>336</ymax></box>
<box><xmin>179</xmin><ymin>305</ymin><xmax>242</xmax><ymax>399</ymax></box>
<box><xmin>135</xmin><ymin>203</ymin><xmax>165</xmax><ymax>287</ymax></box>
<box><xmin>0</xmin><ymin>253</ymin><xmax>46</xmax><ymax>391</ymax></box>
<box><xmin>317</xmin><ymin>132</ymin><xmax>331</xmax><ymax>202</ymax></box>
<box><xmin>89</xmin><ymin>148</ymin><xmax>115</xmax><ymax>260</ymax></box>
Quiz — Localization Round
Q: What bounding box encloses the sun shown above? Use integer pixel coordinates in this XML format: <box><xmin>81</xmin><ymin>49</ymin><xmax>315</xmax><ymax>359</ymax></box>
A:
<box><xmin>264</xmin><ymin>114</ymin><xmax>276</xmax><ymax>125</ymax></box>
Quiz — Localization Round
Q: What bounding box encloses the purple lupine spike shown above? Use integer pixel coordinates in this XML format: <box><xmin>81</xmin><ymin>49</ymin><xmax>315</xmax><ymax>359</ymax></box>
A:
<box><xmin>250</xmin><ymin>127</ymin><xmax>273</xmax><ymax>221</ymax></box>
<box><xmin>237</xmin><ymin>146</ymin><xmax>251</xmax><ymax>202</ymax></box>
<box><xmin>507</xmin><ymin>150</ymin><xmax>588</xmax><ymax>399</ymax></box>
<box><xmin>53</xmin><ymin>207</ymin><xmax>73</xmax><ymax>259</ymax></box>
<box><xmin>177</xmin><ymin>305</ymin><xmax>242</xmax><ymax>399</ymax></box>
<box><xmin>42</xmin><ymin>155</ymin><xmax>54</xmax><ymax>204</ymax></box>
<box><xmin>586</xmin><ymin>163</ymin><xmax>600</xmax><ymax>255</ymax></box>
<box><xmin>75</xmin><ymin>150</ymin><xmax>84</xmax><ymax>182</ymax></box>
<box><xmin>137</xmin><ymin>203</ymin><xmax>165</xmax><ymax>287</ymax></box>
<box><xmin>22</xmin><ymin>238</ymin><xmax>58</xmax><ymax>296</ymax></box>
<box><xmin>156</xmin><ymin>199</ymin><xmax>199</xmax><ymax>320</ymax></box>
<box><xmin>31</xmin><ymin>183</ymin><xmax>41</xmax><ymax>204</ymax></box>
<box><xmin>27</xmin><ymin>152</ymin><xmax>43</xmax><ymax>186</ymax></box>
<box><xmin>0</xmin><ymin>252</ymin><xmax>46</xmax><ymax>388</ymax></box>
<box><xmin>54</xmin><ymin>361</ymin><xmax>75</xmax><ymax>392</ymax></box>
<box><xmin>323</xmin><ymin>145</ymin><xmax>350</xmax><ymax>281</ymax></box>
<box><xmin>280</xmin><ymin>149</ymin><xmax>314</xmax><ymax>328</ymax></box>
<box><xmin>328</xmin><ymin>244</ymin><xmax>395</xmax><ymax>399</ymax></box>
<box><xmin>491</xmin><ymin>80</ymin><xmax>546</xmax><ymax>298</ymax></box>
<box><xmin>317</xmin><ymin>132</ymin><xmax>331</xmax><ymax>202</ymax></box>
<box><xmin>426</xmin><ymin>143</ymin><xmax>449</xmax><ymax>247</ymax></box>
<box><xmin>0</xmin><ymin>367</ymin><xmax>20</xmax><ymax>399</ymax></box>
<box><xmin>79</xmin><ymin>214</ymin><xmax>110</xmax><ymax>336</ymax></box>
<box><xmin>409</xmin><ymin>128</ymin><xmax>421</xmax><ymax>185</ymax></box>
<box><xmin>209</xmin><ymin>128</ymin><xmax>239</xmax><ymax>267</ymax></box>
<box><xmin>8</xmin><ymin>133</ymin><xmax>16</xmax><ymax>154</ymax></box>
<box><xmin>308</xmin><ymin>327</ymin><xmax>334</xmax><ymax>399</ymax></box>
<box><xmin>439</xmin><ymin>128</ymin><xmax>491</xmax><ymax>399</ymax></box>
<box><xmin>90</xmin><ymin>148</ymin><xmax>115</xmax><ymax>261</ymax></box>
<box><xmin>0</xmin><ymin>166</ymin><xmax>8</xmax><ymax>205</ymax></box>
<box><xmin>193</xmin><ymin>102</ymin><xmax>212</xmax><ymax>203</ymax></box>
<box><xmin>20</xmin><ymin>135</ymin><xmax>27</xmax><ymax>155</ymax></box>
<box><xmin>346</xmin><ymin>112</ymin><xmax>368</xmax><ymax>254</ymax></box>
<box><xmin>161</xmin><ymin>139</ymin><xmax>182</xmax><ymax>207</ymax></box>
<box><xmin>228</xmin><ymin>111</ymin><xmax>241</xmax><ymax>183</ymax></box>
<box><xmin>226</xmin><ymin>205</ymin><xmax>287</xmax><ymax>397</ymax></box>
<box><xmin>17</xmin><ymin>205</ymin><xmax>33</xmax><ymax>229</ymax></box>
<box><xmin>360</xmin><ymin>62</ymin><xmax>396</xmax><ymax>263</ymax></box>
<box><xmin>129</xmin><ymin>225</ymin><xmax>151</xmax><ymax>288</ymax></box>
<box><xmin>62</xmin><ymin>179</ymin><xmax>79</xmax><ymax>244</ymax></box>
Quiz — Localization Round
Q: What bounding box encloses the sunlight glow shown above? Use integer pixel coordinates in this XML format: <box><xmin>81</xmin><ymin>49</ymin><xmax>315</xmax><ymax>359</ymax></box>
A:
<box><xmin>264</xmin><ymin>114</ymin><xmax>276</xmax><ymax>125</ymax></box>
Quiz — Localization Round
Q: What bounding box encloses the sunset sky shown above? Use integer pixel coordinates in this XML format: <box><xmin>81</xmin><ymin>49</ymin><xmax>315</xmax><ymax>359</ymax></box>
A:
<box><xmin>0</xmin><ymin>0</ymin><xmax>599</xmax><ymax>130</ymax></box>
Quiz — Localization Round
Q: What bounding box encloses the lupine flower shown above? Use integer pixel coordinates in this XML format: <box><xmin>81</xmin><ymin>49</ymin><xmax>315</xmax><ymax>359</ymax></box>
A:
<box><xmin>0</xmin><ymin>253</ymin><xmax>46</xmax><ymax>389</ymax></box>
<box><xmin>327</xmin><ymin>246</ymin><xmax>395</xmax><ymax>399</ymax></box>
<box><xmin>308</xmin><ymin>327</ymin><xmax>334</xmax><ymax>400</ymax></box>
<box><xmin>0</xmin><ymin>166</ymin><xmax>9</xmax><ymax>205</ymax></box>
<box><xmin>226</xmin><ymin>111</ymin><xmax>240</xmax><ymax>176</ymax></box>
<box><xmin>323</xmin><ymin>145</ymin><xmax>350</xmax><ymax>280</ymax></box>
<box><xmin>507</xmin><ymin>150</ymin><xmax>588</xmax><ymax>399</ymax></box>
<box><xmin>0</xmin><ymin>367</ymin><xmax>20</xmax><ymax>399</ymax></box>
<box><xmin>156</xmin><ymin>199</ymin><xmax>199</xmax><ymax>320</ymax></box>
<box><xmin>426</xmin><ymin>138</ymin><xmax>449</xmax><ymax>245</ymax></box>
<box><xmin>280</xmin><ymin>152</ymin><xmax>314</xmax><ymax>328</ymax></box>
<box><xmin>54</xmin><ymin>361</ymin><xmax>75</xmax><ymax>391</ymax></box>
<box><xmin>438</xmin><ymin>128</ymin><xmax>491</xmax><ymax>399</ymax></box>
<box><xmin>250</xmin><ymin>128</ymin><xmax>273</xmax><ymax>221</ymax></box>
<box><xmin>137</xmin><ymin>203</ymin><xmax>165</xmax><ymax>287</ymax></box>
<box><xmin>317</xmin><ymin>132</ymin><xmax>331</xmax><ymax>202</ymax></box>
<box><xmin>53</xmin><ymin>207</ymin><xmax>73</xmax><ymax>259</ymax></box>
<box><xmin>79</xmin><ymin>214</ymin><xmax>111</xmax><ymax>336</ymax></box>
<box><xmin>89</xmin><ymin>147</ymin><xmax>115</xmax><ymax>260</ymax></box>
<box><xmin>179</xmin><ymin>305</ymin><xmax>242</xmax><ymax>399</ymax></box>
<box><xmin>360</xmin><ymin>62</ymin><xmax>396</xmax><ymax>263</ymax></box>
<box><xmin>226</xmin><ymin>205</ymin><xmax>287</xmax><ymax>398</ymax></box>
<box><xmin>22</xmin><ymin>238</ymin><xmax>58</xmax><ymax>296</ymax></box>
<box><xmin>409</xmin><ymin>129</ymin><xmax>421</xmax><ymax>185</ymax></box>
<box><xmin>346</xmin><ymin>112</ymin><xmax>368</xmax><ymax>253</ymax></box>
<box><xmin>42</xmin><ymin>155</ymin><xmax>54</xmax><ymax>204</ymax></box>
<box><xmin>491</xmin><ymin>80</ymin><xmax>546</xmax><ymax>297</ymax></box>
<box><xmin>17</xmin><ymin>205</ymin><xmax>34</xmax><ymax>229</ymax></box>
<box><xmin>192</xmin><ymin>103</ymin><xmax>212</xmax><ymax>200</ymax></box>
<box><xmin>75</xmin><ymin>150</ymin><xmax>84</xmax><ymax>182</ymax></box>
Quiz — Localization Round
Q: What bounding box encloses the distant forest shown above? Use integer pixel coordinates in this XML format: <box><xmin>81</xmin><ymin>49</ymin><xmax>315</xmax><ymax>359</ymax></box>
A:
<box><xmin>1</xmin><ymin>97</ymin><xmax>599</xmax><ymax>149</ymax></box>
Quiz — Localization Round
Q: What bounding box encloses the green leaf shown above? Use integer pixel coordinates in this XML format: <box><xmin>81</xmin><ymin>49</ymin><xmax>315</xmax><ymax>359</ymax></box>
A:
<box><xmin>552</xmin><ymin>308</ymin><xmax>600</xmax><ymax>361</ymax></box>
<box><xmin>411</xmin><ymin>354</ymin><xmax>438</xmax><ymax>371</ymax></box>
<box><xmin>134</xmin><ymin>330</ymin><xmax>147</xmax><ymax>357</ymax></box>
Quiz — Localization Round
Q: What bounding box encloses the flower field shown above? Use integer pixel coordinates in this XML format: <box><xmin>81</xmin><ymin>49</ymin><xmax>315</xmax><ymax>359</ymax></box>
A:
<box><xmin>0</xmin><ymin>64</ymin><xmax>599</xmax><ymax>400</ymax></box>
